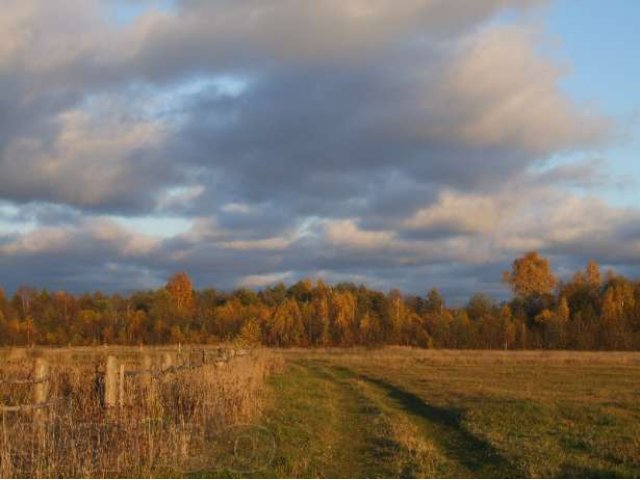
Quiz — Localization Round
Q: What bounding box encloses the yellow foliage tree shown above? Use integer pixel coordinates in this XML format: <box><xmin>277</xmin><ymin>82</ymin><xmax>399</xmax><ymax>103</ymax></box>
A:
<box><xmin>166</xmin><ymin>272</ymin><xmax>195</xmax><ymax>316</ymax></box>
<box><xmin>503</xmin><ymin>251</ymin><xmax>556</xmax><ymax>298</ymax></box>
<box><xmin>585</xmin><ymin>259</ymin><xmax>602</xmax><ymax>288</ymax></box>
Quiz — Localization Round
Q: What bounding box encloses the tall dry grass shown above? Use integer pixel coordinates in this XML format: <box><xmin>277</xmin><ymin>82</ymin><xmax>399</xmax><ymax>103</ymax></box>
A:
<box><xmin>0</xmin><ymin>347</ymin><xmax>283</xmax><ymax>478</ymax></box>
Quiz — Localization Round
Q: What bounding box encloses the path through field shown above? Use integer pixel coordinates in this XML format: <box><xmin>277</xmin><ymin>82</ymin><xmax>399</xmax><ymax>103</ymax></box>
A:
<box><xmin>193</xmin><ymin>349</ymin><xmax>640</xmax><ymax>478</ymax></box>
<box><xmin>261</xmin><ymin>359</ymin><xmax>516</xmax><ymax>478</ymax></box>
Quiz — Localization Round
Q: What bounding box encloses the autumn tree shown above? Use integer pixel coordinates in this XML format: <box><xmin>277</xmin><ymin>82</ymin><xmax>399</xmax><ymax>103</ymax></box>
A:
<box><xmin>216</xmin><ymin>298</ymin><xmax>245</xmax><ymax>340</ymax></box>
<box><xmin>359</xmin><ymin>311</ymin><xmax>382</xmax><ymax>345</ymax></box>
<box><xmin>466</xmin><ymin>293</ymin><xmax>496</xmax><ymax>321</ymax></box>
<box><xmin>585</xmin><ymin>259</ymin><xmax>602</xmax><ymax>288</ymax></box>
<box><xmin>503</xmin><ymin>252</ymin><xmax>556</xmax><ymax>298</ymax></box>
<box><xmin>499</xmin><ymin>305</ymin><xmax>516</xmax><ymax>350</ymax></box>
<box><xmin>313</xmin><ymin>280</ymin><xmax>332</xmax><ymax>346</ymax></box>
<box><xmin>238</xmin><ymin>318</ymin><xmax>262</xmax><ymax>345</ymax></box>
<box><xmin>504</xmin><ymin>252</ymin><xmax>557</xmax><ymax>326</ymax></box>
<box><xmin>425</xmin><ymin>288</ymin><xmax>445</xmax><ymax>314</ymax></box>
<box><xmin>332</xmin><ymin>290</ymin><xmax>358</xmax><ymax>346</ymax></box>
<box><xmin>388</xmin><ymin>289</ymin><xmax>411</xmax><ymax>344</ymax></box>
<box><xmin>268</xmin><ymin>298</ymin><xmax>304</xmax><ymax>346</ymax></box>
<box><xmin>601</xmin><ymin>276</ymin><xmax>634</xmax><ymax>349</ymax></box>
<box><xmin>166</xmin><ymin>272</ymin><xmax>195</xmax><ymax>316</ymax></box>
<box><xmin>1</xmin><ymin>254</ymin><xmax>638</xmax><ymax>349</ymax></box>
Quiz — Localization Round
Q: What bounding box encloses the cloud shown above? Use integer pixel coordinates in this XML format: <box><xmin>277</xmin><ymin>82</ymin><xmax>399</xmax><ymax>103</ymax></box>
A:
<box><xmin>403</xmin><ymin>191</ymin><xmax>502</xmax><ymax>235</ymax></box>
<box><xmin>0</xmin><ymin>218</ymin><xmax>159</xmax><ymax>257</ymax></box>
<box><xmin>220</xmin><ymin>203</ymin><xmax>253</xmax><ymax>214</ymax></box>
<box><xmin>0</xmin><ymin>0</ymin><xmax>636</xmax><ymax>301</ymax></box>
<box><xmin>430</xmin><ymin>26</ymin><xmax>607</xmax><ymax>154</ymax></box>
<box><xmin>325</xmin><ymin>219</ymin><xmax>395</xmax><ymax>250</ymax></box>
<box><xmin>0</xmin><ymin>88</ymin><xmax>183</xmax><ymax>212</ymax></box>
<box><xmin>238</xmin><ymin>271</ymin><xmax>293</xmax><ymax>288</ymax></box>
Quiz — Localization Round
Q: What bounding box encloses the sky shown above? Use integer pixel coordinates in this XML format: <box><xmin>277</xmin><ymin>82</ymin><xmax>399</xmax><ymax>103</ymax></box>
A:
<box><xmin>1</xmin><ymin>0</ymin><xmax>639</xmax><ymax>303</ymax></box>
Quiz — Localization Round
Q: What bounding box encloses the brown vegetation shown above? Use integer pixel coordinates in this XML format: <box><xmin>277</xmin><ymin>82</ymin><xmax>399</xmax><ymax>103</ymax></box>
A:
<box><xmin>0</xmin><ymin>347</ymin><xmax>283</xmax><ymax>477</ymax></box>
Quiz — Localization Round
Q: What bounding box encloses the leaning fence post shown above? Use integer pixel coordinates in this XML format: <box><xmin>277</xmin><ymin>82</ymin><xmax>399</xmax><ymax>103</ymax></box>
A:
<box><xmin>105</xmin><ymin>355</ymin><xmax>118</xmax><ymax>409</ymax></box>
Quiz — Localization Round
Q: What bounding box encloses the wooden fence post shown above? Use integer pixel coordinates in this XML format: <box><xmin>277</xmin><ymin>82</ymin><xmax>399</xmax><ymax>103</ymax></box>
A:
<box><xmin>32</xmin><ymin>358</ymin><xmax>50</xmax><ymax>405</ymax></box>
<box><xmin>141</xmin><ymin>354</ymin><xmax>155</xmax><ymax>410</ymax></box>
<box><xmin>30</xmin><ymin>357</ymin><xmax>50</xmax><ymax>447</ymax></box>
<box><xmin>142</xmin><ymin>355</ymin><xmax>152</xmax><ymax>388</ymax></box>
<box><xmin>32</xmin><ymin>358</ymin><xmax>50</xmax><ymax>425</ymax></box>
<box><xmin>105</xmin><ymin>355</ymin><xmax>118</xmax><ymax>409</ymax></box>
<box><xmin>161</xmin><ymin>353</ymin><xmax>173</xmax><ymax>372</ymax></box>
<box><xmin>118</xmin><ymin>363</ymin><xmax>125</xmax><ymax>408</ymax></box>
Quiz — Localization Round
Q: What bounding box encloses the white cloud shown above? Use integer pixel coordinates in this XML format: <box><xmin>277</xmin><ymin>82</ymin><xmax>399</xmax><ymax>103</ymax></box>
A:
<box><xmin>403</xmin><ymin>191</ymin><xmax>503</xmax><ymax>234</ymax></box>
<box><xmin>220</xmin><ymin>236</ymin><xmax>292</xmax><ymax>251</ymax></box>
<box><xmin>0</xmin><ymin>218</ymin><xmax>159</xmax><ymax>257</ymax></box>
<box><xmin>325</xmin><ymin>219</ymin><xmax>395</xmax><ymax>250</ymax></box>
<box><xmin>238</xmin><ymin>271</ymin><xmax>293</xmax><ymax>288</ymax></box>
<box><xmin>221</xmin><ymin>202</ymin><xmax>254</xmax><ymax>214</ymax></box>
<box><xmin>428</xmin><ymin>26</ymin><xmax>607</xmax><ymax>153</ymax></box>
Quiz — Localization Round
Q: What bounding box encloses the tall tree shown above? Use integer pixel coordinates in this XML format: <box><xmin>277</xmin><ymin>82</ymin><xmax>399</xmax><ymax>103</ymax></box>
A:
<box><xmin>425</xmin><ymin>288</ymin><xmax>445</xmax><ymax>314</ymax></box>
<box><xmin>503</xmin><ymin>252</ymin><xmax>556</xmax><ymax>298</ymax></box>
<box><xmin>166</xmin><ymin>272</ymin><xmax>195</xmax><ymax>316</ymax></box>
<box><xmin>585</xmin><ymin>259</ymin><xmax>602</xmax><ymax>288</ymax></box>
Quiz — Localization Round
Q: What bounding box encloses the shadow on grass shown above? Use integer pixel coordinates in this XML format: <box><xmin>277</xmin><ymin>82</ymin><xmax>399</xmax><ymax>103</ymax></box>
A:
<box><xmin>315</xmin><ymin>362</ymin><xmax>521</xmax><ymax>478</ymax></box>
<box><xmin>558</xmin><ymin>464</ymin><xmax>621</xmax><ymax>479</ymax></box>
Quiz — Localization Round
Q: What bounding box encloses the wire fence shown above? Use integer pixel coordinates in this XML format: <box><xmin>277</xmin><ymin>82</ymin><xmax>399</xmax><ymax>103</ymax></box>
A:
<box><xmin>0</xmin><ymin>347</ymin><xmax>249</xmax><ymax>414</ymax></box>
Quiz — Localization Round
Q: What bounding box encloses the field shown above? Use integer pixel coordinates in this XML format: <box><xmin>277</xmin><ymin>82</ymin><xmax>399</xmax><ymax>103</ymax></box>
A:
<box><xmin>1</xmin><ymin>347</ymin><xmax>640</xmax><ymax>478</ymax></box>
<box><xmin>260</xmin><ymin>348</ymin><xmax>640</xmax><ymax>478</ymax></box>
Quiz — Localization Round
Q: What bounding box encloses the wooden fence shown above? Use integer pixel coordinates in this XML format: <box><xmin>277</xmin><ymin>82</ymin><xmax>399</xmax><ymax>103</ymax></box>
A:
<box><xmin>0</xmin><ymin>348</ymin><xmax>249</xmax><ymax>415</ymax></box>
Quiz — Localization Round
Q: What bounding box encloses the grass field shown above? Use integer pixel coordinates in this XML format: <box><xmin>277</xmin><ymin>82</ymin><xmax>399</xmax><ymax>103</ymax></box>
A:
<box><xmin>256</xmin><ymin>348</ymin><xmax>640</xmax><ymax>478</ymax></box>
<box><xmin>2</xmin><ymin>347</ymin><xmax>640</xmax><ymax>478</ymax></box>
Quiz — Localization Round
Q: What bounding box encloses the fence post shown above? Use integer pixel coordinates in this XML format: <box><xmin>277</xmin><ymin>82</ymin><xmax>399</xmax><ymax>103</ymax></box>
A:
<box><xmin>118</xmin><ymin>363</ymin><xmax>125</xmax><ymax>408</ymax></box>
<box><xmin>141</xmin><ymin>354</ymin><xmax>155</xmax><ymax>410</ymax></box>
<box><xmin>32</xmin><ymin>358</ymin><xmax>50</xmax><ymax>425</ymax></box>
<box><xmin>32</xmin><ymin>358</ymin><xmax>50</xmax><ymax>405</ymax></box>
<box><xmin>105</xmin><ymin>356</ymin><xmax>118</xmax><ymax>409</ymax></box>
<box><xmin>141</xmin><ymin>355</ymin><xmax>152</xmax><ymax>387</ymax></box>
<box><xmin>161</xmin><ymin>353</ymin><xmax>173</xmax><ymax>372</ymax></box>
<box><xmin>30</xmin><ymin>357</ymin><xmax>50</xmax><ymax>445</ymax></box>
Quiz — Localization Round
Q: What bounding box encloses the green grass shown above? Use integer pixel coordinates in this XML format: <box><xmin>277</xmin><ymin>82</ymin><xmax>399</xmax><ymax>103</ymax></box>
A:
<box><xmin>245</xmin><ymin>349</ymin><xmax>640</xmax><ymax>478</ymax></box>
<box><xmin>259</xmin><ymin>361</ymin><xmax>403</xmax><ymax>478</ymax></box>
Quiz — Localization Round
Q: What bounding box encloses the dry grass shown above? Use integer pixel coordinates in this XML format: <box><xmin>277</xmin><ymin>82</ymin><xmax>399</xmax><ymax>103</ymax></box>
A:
<box><xmin>285</xmin><ymin>346</ymin><xmax>640</xmax><ymax>365</ymax></box>
<box><xmin>352</xmin><ymin>378</ymin><xmax>444</xmax><ymax>477</ymax></box>
<box><xmin>0</xmin><ymin>346</ymin><xmax>283</xmax><ymax>478</ymax></box>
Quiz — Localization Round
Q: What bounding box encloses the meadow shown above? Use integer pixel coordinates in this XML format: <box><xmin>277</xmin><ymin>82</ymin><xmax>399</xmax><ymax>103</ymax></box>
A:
<box><xmin>1</xmin><ymin>347</ymin><xmax>639</xmax><ymax>478</ymax></box>
<box><xmin>261</xmin><ymin>348</ymin><xmax>640</xmax><ymax>478</ymax></box>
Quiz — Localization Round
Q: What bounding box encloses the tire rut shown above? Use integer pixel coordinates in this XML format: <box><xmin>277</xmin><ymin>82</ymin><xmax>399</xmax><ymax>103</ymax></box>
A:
<box><xmin>310</xmin><ymin>361</ymin><xmax>520</xmax><ymax>478</ymax></box>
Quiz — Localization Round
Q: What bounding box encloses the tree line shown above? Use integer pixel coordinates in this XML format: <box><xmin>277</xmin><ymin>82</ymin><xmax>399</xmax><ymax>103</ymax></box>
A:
<box><xmin>1</xmin><ymin>252</ymin><xmax>639</xmax><ymax>349</ymax></box>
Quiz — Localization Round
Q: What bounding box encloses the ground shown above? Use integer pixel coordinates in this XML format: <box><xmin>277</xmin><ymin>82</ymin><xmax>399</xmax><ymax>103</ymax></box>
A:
<box><xmin>247</xmin><ymin>348</ymin><xmax>640</xmax><ymax>478</ymax></box>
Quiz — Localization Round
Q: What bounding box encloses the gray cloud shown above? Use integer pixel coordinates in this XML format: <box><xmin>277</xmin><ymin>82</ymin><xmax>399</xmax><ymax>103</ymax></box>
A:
<box><xmin>0</xmin><ymin>0</ymin><xmax>635</xmax><ymax>301</ymax></box>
